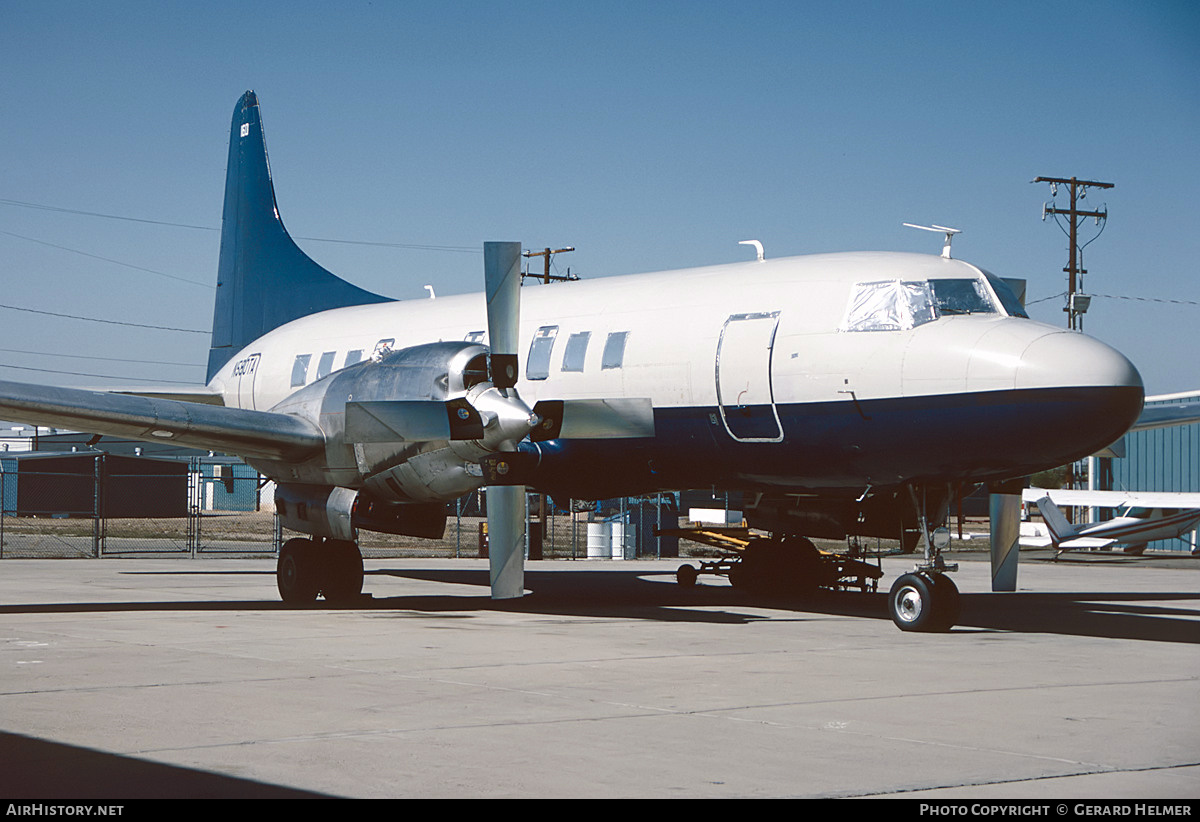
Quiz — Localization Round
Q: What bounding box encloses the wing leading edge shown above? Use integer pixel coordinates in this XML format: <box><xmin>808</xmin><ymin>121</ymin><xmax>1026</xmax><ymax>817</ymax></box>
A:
<box><xmin>0</xmin><ymin>378</ymin><xmax>323</xmax><ymax>462</ymax></box>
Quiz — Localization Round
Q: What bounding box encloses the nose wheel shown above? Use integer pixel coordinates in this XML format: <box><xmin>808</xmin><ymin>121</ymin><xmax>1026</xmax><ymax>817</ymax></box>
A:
<box><xmin>888</xmin><ymin>571</ymin><xmax>959</xmax><ymax>632</ymax></box>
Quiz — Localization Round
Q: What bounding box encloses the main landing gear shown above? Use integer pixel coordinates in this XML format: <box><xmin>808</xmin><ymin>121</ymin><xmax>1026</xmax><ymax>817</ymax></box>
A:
<box><xmin>277</xmin><ymin>537</ymin><xmax>365</xmax><ymax>605</ymax></box>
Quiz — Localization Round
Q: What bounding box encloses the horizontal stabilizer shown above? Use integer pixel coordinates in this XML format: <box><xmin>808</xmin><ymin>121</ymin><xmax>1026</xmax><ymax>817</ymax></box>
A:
<box><xmin>344</xmin><ymin>399</ymin><xmax>483</xmax><ymax>443</ymax></box>
<box><xmin>531</xmin><ymin>398</ymin><xmax>655</xmax><ymax>441</ymax></box>
<box><xmin>0</xmin><ymin>378</ymin><xmax>324</xmax><ymax>461</ymax></box>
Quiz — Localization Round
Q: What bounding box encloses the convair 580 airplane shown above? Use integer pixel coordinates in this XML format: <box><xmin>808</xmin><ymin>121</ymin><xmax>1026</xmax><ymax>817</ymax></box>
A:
<box><xmin>0</xmin><ymin>92</ymin><xmax>1144</xmax><ymax>631</ymax></box>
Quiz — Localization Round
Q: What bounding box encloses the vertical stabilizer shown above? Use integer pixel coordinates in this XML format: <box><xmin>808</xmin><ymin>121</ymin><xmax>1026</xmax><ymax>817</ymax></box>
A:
<box><xmin>1034</xmin><ymin>496</ymin><xmax>1080</xmax><ymax>548</ymax></box>
<box><xmin>207</xmin><ymin>91</ymin><xmax>392</xmax><ymax>380</ymax></box>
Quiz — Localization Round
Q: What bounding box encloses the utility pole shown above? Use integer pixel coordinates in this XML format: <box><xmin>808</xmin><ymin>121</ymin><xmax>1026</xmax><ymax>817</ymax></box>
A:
<box><xmin>522</xmin><ymin>247</ymin><xmax>577</xmax><ymax>284</ymax></box>
<box><xmin>1034</xmin><ymin>176</ymin><xmax>1113</xmax><ymax>504</ymax></box>
<box><xmin>1034</xmin><ymin>176</ymin><xmax>1113</xmax><ymax>330</ymax></box>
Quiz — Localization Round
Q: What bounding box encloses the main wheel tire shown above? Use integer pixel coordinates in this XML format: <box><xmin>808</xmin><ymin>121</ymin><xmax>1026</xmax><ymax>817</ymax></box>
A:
<box><xmin>320</xmin><ymin>539</ymin><xmax>364</xmax><ymax>604</ymax></box>
<box><xmin>928</xmin><ymin>573</ymin><xmax>960</xmax><ymax>631</ymax></box>
<box><xmin>738</xmin><ymin>538</ymin><xmax>821</xmax><ymax>596</ymax></box>
<box><xmin>888</xmin><ymin>572</ymin><xmax>951</xmax><ymax>632</ymax></box>
<box><xmin>676</xmin><ymin>564</ymin><xmax>698</xmax><ymax>587</ymax></box>
<box><xmin>278</xmin><ymin>538</ymin><xmax>319</xmax><ymax>605</ymax></box>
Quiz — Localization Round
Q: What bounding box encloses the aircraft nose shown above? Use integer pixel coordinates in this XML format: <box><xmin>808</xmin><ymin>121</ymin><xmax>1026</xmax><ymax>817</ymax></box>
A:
<box><xmin>1016</xmin><ymin>331</ymin><xmax>1142</xmax><ymax>394</ymax></box>
<box><xmin>1016</xmin><ymin>331</ymin><xmax>1144</xmax><ymax>452</ymax></box>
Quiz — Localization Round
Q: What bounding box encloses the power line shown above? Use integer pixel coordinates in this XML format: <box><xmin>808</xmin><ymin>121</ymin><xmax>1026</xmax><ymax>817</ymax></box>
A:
<box><xmin>0</xmin><ymin>197</ymin><xmax>482</xmax><ymax>253</ymax></box>
<box><xmin>0</xmin><ymin>346</ymin><xmax>204</xmax><ymax>368</ymax></box>
<box><xmin>0</xmin><ymin>302</ymin><xmax>207</xmax><ymax>333</ymax></box>
<box><xmin>0</xmin><ymin>229</ymin><xmax>213</xmax><ymax>288</ymax></box>
<box><xmin>1092</xmin><ymin>293</ymin><xmax>1200</xmax><ymax>307</ymax></box>
<box><xmin>0</xmin><ymin>198</ymin><xmax>213</xmax><ymax>230</ymax></box>
<box><xmin>1024</xmin><ymin>291</ymin><xmax>1200</xmax><ymax>310</ymax></box>
<box><xmin>0</xmin><ymin>363</ymin><xmax>202</xmax><ymax>384</ymax></box>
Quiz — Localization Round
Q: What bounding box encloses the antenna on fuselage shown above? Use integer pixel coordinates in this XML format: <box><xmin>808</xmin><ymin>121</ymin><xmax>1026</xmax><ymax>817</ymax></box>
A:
<box><xmin>903</xmin><ymin>223</ymin><xmax>962</xmax><ymax>259</ymax></box>
<box><xmin>739</xmin><ymin>240</ymin><xmax>764</xmax><ymax>262</ymax></box>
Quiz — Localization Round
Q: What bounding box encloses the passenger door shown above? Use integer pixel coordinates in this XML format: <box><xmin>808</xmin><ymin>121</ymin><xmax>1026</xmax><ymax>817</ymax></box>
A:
<box><xmin>716</xmin><ymin>312</ymin><xmax>783</xmax><ymax>442</ymax></box>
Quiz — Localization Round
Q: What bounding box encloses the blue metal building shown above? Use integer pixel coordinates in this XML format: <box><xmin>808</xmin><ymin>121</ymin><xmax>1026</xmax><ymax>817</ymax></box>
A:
<box><xmin>1107</xmin><ymin>390</ymin><xmax>1200</xmax><ymax>552</ymax></box>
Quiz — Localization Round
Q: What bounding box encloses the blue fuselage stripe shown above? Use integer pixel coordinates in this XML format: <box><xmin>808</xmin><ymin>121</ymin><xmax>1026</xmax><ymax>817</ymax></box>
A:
<box><xmin>524</xmin><ymin>385</ymin><xmax>1143</xmax><ymax>500</ymax></box>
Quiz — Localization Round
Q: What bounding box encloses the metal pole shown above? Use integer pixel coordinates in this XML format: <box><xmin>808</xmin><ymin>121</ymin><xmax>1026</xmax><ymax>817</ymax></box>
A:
<box><xmin>0</xmin><ymin>461</ymin><xmax>5</xmax><ymax>560</ymax></box>
<box><xmin>93</xmin><ymin>454</ymin><xmax>103</xmax><ymax>558</ymax></box>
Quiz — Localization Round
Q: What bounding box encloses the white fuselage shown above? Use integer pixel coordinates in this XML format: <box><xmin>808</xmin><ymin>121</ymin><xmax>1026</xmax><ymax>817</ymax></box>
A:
<box><xmin>211</xmin><ymin>251</ymin><xmax>1131</xmax><ymax>425</ymax></box>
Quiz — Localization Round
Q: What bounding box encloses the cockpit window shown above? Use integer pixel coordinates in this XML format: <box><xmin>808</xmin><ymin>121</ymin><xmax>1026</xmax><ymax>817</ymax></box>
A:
<box><xmin>841</xmin><ymin>280</ymin><xmax>937</xmax><ymax>332</ymax></box>
<box><xmin>928</xmin><ymin>279</ymin><xmax>996</xmax><ymax>316</ymax></box>
<box><xmin>985</xmin><ymin>273</ymin><xmax>1029</xmax><ymax>318</ymax></box>
<box><xmin>843</xmin><ymin>274</ymin><xmax>1028</xmax><ymax>332</ymax></box>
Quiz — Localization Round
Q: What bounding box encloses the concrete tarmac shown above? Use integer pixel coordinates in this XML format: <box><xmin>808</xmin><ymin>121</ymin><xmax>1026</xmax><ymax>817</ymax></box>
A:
<box><xmin>0</xmin><ymin>552</ymin><xmax>1197</xmax><ymax>799</ymax></box>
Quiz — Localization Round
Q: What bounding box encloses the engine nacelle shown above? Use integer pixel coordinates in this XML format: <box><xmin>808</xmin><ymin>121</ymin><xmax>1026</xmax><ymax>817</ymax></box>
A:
<box><xmin>275</xmin><ymin>482</ymin><xmax>449</xmax><ymax>541</ymax></box>
<box><xmin>252</xmin><ymin>341</ymin><xmax>535</xmax><ymax>513</ymax></box>
<box><xmin>275</xmin><ymin>483</ymin><xmax>358</xmax><ymax>541</ymax></box>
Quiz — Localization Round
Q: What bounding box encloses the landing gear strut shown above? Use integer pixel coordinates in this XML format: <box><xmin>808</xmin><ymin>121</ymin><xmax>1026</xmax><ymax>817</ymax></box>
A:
<box><xmin>886</xmin><ymin>487</ymin><xmax>960</xmax><ymax>632</ymax></box>
<box><xmin>277</xmin><ymin>536</ymin><xmax>364</xmax><ymax>605</ymax></box>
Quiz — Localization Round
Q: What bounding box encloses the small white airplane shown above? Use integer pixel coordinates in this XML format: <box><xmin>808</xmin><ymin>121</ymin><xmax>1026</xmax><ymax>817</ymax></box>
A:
<box><xmin>1023</xmin><ymin>488</ymin><xmax>1200</xmax><ymax>556</ymax></box>
<box><xmin>0</xmin><ymin>91</ymin><xmax>1147</xmax><ymax>631</ymax></box>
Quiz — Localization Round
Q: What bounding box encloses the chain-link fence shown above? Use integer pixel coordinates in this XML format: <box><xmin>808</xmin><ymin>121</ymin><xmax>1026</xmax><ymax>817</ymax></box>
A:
<box><xmin>0</xmin><ymin>454</ymin><xmax>270</xmax><ymax>558</ymax></box>
<box><xmin>0</xmin><ymin>454</ymin><xmax>720</xmax><ymax>561</ymax></box>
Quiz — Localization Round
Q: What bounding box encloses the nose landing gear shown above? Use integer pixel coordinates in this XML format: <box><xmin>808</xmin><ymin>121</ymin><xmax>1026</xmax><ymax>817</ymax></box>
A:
<box><xmin>887</xmin><ymin>486</ymin><xmax>961</xmax><ymax>632</ymax></box>
<box><xmin>888</xmin><ymin>570</ymin><xmax>959</xmax><ymax>632</ymax></box>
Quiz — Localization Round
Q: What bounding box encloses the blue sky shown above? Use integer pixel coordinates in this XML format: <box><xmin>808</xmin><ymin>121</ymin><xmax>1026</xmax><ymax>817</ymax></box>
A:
<box><xmin>2</xmin><ymin>1</ymin><xmax>1197</xmax><ymax>393</ymax></box>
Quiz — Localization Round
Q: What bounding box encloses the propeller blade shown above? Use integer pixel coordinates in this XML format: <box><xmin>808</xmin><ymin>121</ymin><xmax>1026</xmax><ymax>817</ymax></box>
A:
<box><xmin>487</xmin><ymin>485</ymin><xmax>527</xmax><ymax>599</ymax></box>
<box><xmin>530</xmin><ymin>398</ymin><xmax>655</xmax><ymax>441</ymax></box>
<box><xmin>484</xmin><ymin>241</ymin><xmax>522</xmax><ymax>389</ymax></box>
<box><xmin>345</xmin><ymin>398</ymin><xmax>483</xmax><ymax>442</ymax></box>
<box><xmin>482</xmin><ymin>241</ymin><xmax>528</xmax><ymax>599</ymax></box>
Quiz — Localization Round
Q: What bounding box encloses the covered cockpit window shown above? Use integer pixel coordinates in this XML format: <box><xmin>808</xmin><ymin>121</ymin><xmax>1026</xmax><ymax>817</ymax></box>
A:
<box><xmin>841</xmin><ymin>280</ymin><xmax>937</xmax><ymax>332</ymax></box>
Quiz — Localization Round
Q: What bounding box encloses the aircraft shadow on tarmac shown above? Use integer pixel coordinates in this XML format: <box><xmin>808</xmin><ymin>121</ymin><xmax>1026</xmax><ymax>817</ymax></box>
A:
<box><xmin>0</xmin><ymin>730</ymin><xmax>332</xmax><ymax>799</ymax></box>
<box><xmin>2</xmin><ymin>565</ymin><xmax>1197</xmax><ymax>644</ymax></box>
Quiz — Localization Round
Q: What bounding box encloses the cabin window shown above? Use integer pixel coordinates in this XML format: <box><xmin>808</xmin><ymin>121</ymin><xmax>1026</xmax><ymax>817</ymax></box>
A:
<box><xmin>465</xmin><ymin>330</ymin><xmax>486</xmax><ymax>344</ymax></box>
<box><xmin>602</xmin><ymin>331</ymin><xmax>629</xmax><ymax>369</ymax></box>
<box><xmin>561</xmin><ymin>332</ymin><xmax>590</xmax><ymax>372</ymax></box>
<box><xmin>527</xmin><ymin>326</ymin><xmax>559</xmax><ymax>380</ymax></box>
<box><xmin>841</xmin><ymin>281</ymin><xmax>937</xmax><ymax>332</ymax></box>
<box><xmin>316</xmin><ymin>351</ymin><xmax>336</xmax><ymax>380</ymax></box>
<box><xmin>290</xmin><ymin>354</ymin><xmax>312</xmax><ymax>387</ymax></box>
<box><xmin>344</xmin><ymin>349</ymin><xmax>364</xmax><ymax>367</ymax></box>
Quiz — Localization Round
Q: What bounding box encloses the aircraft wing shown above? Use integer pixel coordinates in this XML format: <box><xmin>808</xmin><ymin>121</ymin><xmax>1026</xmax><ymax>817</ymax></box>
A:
<box><xmin>1130</xmin><ymin>401</ymin><xmax>1200</xmax><ymax>433</ymax></box>
<box><xmin>101</xmin><ymin>384</ymin><xmax>226</xmax><ymax>406</ymax></box>
<box><xmin>0</xmin><ymin>378</ymin><xmax>322</xmax><ymax>462</ymax></box>
<box><xmin>1023</xmin><ymin>487</ymin><xmax>1200</xmax><ymax>510</ymax></box>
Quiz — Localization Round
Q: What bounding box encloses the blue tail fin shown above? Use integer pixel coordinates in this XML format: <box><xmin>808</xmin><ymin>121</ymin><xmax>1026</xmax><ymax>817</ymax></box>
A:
<box><xmin>207</xmin><ymin>91</ymin><xmax>392</xmax><ymax>380</ymax></box>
